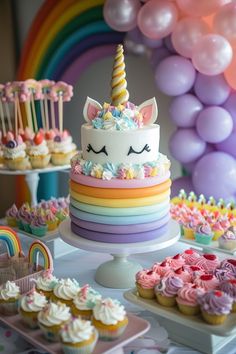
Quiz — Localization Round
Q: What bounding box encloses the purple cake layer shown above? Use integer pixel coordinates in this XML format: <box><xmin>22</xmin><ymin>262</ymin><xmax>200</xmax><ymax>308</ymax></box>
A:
<box><xmin>71</xmin><ymin>221</ymin><xmax>168</xmax><ymax>243</ymax></box>
<box><xmin>70</xmin><ymin>213</ymin><xmax>170</xmax><ymax>234</ymax></box>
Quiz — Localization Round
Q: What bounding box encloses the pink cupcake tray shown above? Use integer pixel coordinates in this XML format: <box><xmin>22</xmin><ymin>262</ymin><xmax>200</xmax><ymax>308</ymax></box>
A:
<box><xmin>124</xmin><ymin>289</ymin><xmax>236</xmax><ymax>354</ymax></box>
<box><xmin>179</xmin><ymin>237</ymin><xmax>236</xmax><ymax>256</ymax></box>
<box><xmin>0</xmin><ymin>313</ymin><xmax>150</xmax><ymax>354</ymax></box>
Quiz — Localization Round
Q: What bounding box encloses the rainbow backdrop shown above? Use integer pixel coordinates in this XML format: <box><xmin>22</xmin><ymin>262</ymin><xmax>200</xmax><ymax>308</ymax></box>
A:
<box><xmin>0</xmin><ymin>226</ymin><xmax>22</xmax><ymax>257</ymax></box>
<box><xmin>28</xmin><ymin>240</ymin><xmax>53</xmax><ymax>271</ymax></box>
<box><xmin>17</xmin><ymin>0</ymin><xmax>125</xmax><ymax>205</ymax></box>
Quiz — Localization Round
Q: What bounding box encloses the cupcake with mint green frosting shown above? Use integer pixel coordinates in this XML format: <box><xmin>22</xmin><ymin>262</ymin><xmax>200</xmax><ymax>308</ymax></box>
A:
<box><xmin>194</xmin><ymin>222</ymin><xmax>213</xmax><ymax>245</ymax></box>
<box><xmin>72</xmin><ymin>284</ymin><xmax>101</xmax><ymax>320</ymax></box>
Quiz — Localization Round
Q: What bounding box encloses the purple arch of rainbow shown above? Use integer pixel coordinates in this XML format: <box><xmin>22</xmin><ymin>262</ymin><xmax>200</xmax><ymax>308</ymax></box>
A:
<box><xmin>16</xmin><ymin>0</ymin><xmax>125</xmax><ymax>205</ymax></box>
<box><xmin>0</xmin><ymin>226</ymin><xmax>22</xmax><ymax>257</ymax></box>
<box><xmin>28</xmin><ymin>240</ymin><xmax>53</xmax><ymax>271</ymax></box>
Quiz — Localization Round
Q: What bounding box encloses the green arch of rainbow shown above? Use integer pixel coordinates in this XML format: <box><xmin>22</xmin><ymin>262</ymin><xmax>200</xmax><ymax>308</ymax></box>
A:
<box><xmin>0</xmin><ymin>226</ymin><xmax>22</xmax><ymax>257</ymax></box>
<box><xmin>28</xmin><ymin>240</ymin><xmax>53</xmax><ymax>271</ymax></box>
<box><xmin>17</xmin><ymin>0</ymin><xmax>125</xmax><ymax>205</ymax></box>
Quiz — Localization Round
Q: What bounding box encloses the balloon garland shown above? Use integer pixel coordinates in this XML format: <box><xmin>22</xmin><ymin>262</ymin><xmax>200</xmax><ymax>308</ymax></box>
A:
<box><xmin>103</xmin><ymin>0</ymin><xmax>236</xmax><ymax>201</ymax></box>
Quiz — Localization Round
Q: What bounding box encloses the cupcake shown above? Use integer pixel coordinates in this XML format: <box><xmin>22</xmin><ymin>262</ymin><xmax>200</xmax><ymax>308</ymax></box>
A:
<box><xmin>176</xmin><ymin>283</ymin><xmax>205</xmax><ymax>316</ymax></box>
<box><xmin>194</xmin><ymin>274</ymin><xmax>219</xmax><ymax>291</ymax></box>
<box><xmin>152</xmin><ymin>261</ymin><xmax>171</xmax><ymax>277</ymax></box>
<box><xmin>194</xmin><ymin>223</ymin><xmax>213</xmax><ymax>245</ymax></box>
<box><xmin>34</xmin><ymin>270</ymin><xmax>58</xmax><ymax>299</ymax></box>
<box><xmin>182</xmin><ymin>219</ymin><xmax>195</xmax><ymax>240</ymax></box>
<box><xmin>45</xmin><ymin>129</ymin><xmax>57</xmax><ymax>152</ymax></box>
<box><xmin>51</xmin><ymin>278</ymin><xmax>80</xmax><ymax>307</ymax></box>
<box><xmin>21</xmin><ymin>209</ymin><xmax>32</xmax><ymax>233</ymax></box>
<box><xmin>60</xmin><ymin>318</ymin><xmax>98</xmax><ymax>354</ymax></box>
<box><xmin>72</xmin><ymin>284</ymin><xmax>102</xmax><ymax>320</ymax></box>
<box><xmin>165</xmin><ymin>253</ymin><xmax>185</xmax><ymax>270</ymax></box>
<box><xmin>19</xmin><ymin>288</ymin><xmax>47</xmax><ymax>328</ymax></box>
<box><xmin>155</xmin><ymin>276</ymin><xmax>183</xmax><ymax>307</ymax></box>
<box><xmin>92</xmin><ymin>298</ymin><xmax>128</xmax><ymax>341</ymax></box>
<box><xmin>195</xmin><ymin>254</ymin><xmax>220</xmax><ymax>273</ymax></box>
<box><xmin>30</xmin><ymin>216</ymin><xmax>48</xmax><ymax>236</ymax></box>
<box><xmin>3</xmin><ymin>132</ymin><xmax>30</xmax><ymax>170</ymax></box>
<box><xmin>38</xmin><ymin>301</ymin><xmax>71</xmax><ymax>342</ymax></box>
<box><xmin>135</xmin><ymin>269</ymin><xmax>160</xmax><ymax>299</ymax></box>
<box><xmin>173</xmin><ymin>267</ymin><xmax>192</xmax><ymax>283</ymax></box>
<box><xmin>183</xmin><ymin>265</ymin><xmax>205</xmax><ymax>280</ymax></box>
<box><xmin>219</xmin><ymin>279</ymin><xmax>236</xmax><ymax>312</ymax></box>
<box><xmin>51</xmin><ymin>130</ymin><xmax>77</xmax><ymax>166</ymax></box>
<box><xmin>45</xmin><ymin>210</ymin><xmax>58</xmax><ymax>231</ymax></box>
<box><xmin>0</xmin><ymin>281</ymin><xmax>20</xmax><ymax>315</ymax></box>
<box><xmin>16</xmin><ymin>203</ymin><xmax>30</xmax><ymax>230</ymax></box>
<box><xmin>55</xmin><ymin>209</ymin><xmax>68</xmax><ymax>224</ymax></box>
<box><xmin>181</xmin><ymin>249</ymin><xmax>201</xmax><ymax>265</ymax></box>
<box><xmin>5</xmin><ymin>204</ymin><xmax>18</xmax><ymax>227</ymax></box>
<box><xmin>220</xmin><ymin>259</ymin><xmax>236</xmax><ymax>276</ymax></box>
<box><xmin>214</xmin><ymin>268</ymin><xmax>235</xmax><ymax>282</ymax></box>
<box><xmin>27</xmin><ymin>131</ymin><xmax>51</xmax><ymax>168</ymax></box>
<box><xmin>218</xmin><ymin>229</ymin><xmax>236</xmax><ymax>251</ymax></box>
<box><xmin>212</xmin><ymin>222</ymin><xmax>225</xmax><ymax>241</ymax></box>
<box><xmin>198</xmin><ymin>290</ymin><xmax>233</xmax><ymax>325</ymax></box>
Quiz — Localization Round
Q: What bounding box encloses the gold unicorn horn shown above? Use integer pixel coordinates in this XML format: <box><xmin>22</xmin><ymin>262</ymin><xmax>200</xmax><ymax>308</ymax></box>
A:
<box><xmin>111</xmin><ymin>44</ymin><xmax>129</xmax><ymax>106</ymax></box>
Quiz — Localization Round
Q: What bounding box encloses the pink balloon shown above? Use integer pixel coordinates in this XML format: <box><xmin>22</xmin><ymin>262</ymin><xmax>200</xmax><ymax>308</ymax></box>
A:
<box><xmin>171</xmin><ymin>176</ymin><xmax>194</xmax><ymax>198</ymax></box>
<box><xmin>137</xmin><ymin>0</ymin><xmax>179</xmax><ymax>39</ymax></box>
<box><xmin>176</xmin><ymin>0</ymin><xmax>231</xmax><ymax>17</ymax></box>
<box><xmin>224</xmin><ymin>54</ymin><xmax>236</xmax><ymax>90</ymax></box>
<box><xmin>171</xmin><ymin>18</ymin><xmax>210</xmax><ymax>58</ymax></box>
<box><xmin>213</xmin><ymin>2</ymin><xmax>236</xmax><ymax>48</ymax></box>
<box><xmin>103</xmin><ymin>0</ymin><xmax>141</xmax><ymax>32</ymax></box>
<box><xmin>192</xmin><ymin>34</ymin><xmax>233</xmax><ymax>75</ymax></box>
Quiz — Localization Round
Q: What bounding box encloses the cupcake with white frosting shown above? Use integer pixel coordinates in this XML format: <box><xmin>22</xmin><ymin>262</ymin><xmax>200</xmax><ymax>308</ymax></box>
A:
<box><xmin>92</xmin><ymin>298</ymin><xmax>128</xmax><ymax>341</ymax></box>
<box><xmin>51</xmin><ymin>278</ymin><xmax>80</xmax><ymax>307</ymax></box>
<box><xmin>51</xmin><ymin>130</ymin><xmax>77</xmax><ymax>165</ymax></box>
<box><xmin>60</xmin><ymin>317</ymin><xmax>98</xmax><ymax>354</ymax></box>
<box><xmin>19</xmin><ymin>287</ymin><xmax>47</xmax><ymax>328</ymax></box>
<box><xmin>34</xmin><ymin>270</ymin><xmax>58</xmax><ymax>299</ymax></box>
<box><xmin>72</xmin><ymin>284</ymin><xmax>101</xmax><ymax>320</ymax></box>
<box><xmin>0</xmin><ymin>281</ymin><xmax>20</xmax><ymax>315</ymax></box>
<box><xmin>38</xmin><ymin>301</ymin><xmax>71</xmax><ymax>342</ymax></box>
<box><xmin>27</xmin><ymin>131</ymin><xmax>51</xmax><ymax>168</ymax></box>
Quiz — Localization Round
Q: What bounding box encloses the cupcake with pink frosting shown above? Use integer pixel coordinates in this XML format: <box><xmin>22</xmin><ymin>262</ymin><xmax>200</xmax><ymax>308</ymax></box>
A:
<box><xmin>218</xmin><ymin>229</ymin><xmax>236</xmax><ymax>251</ymax></box>
<box><xmin>173</xmin><ymin>267</ymin><xmax>192</xmax><ymax>283</ymax></box>
<box><xmin>3</xmin><ymin>132</ymin><xmax>30</xmax><ymax>170</ymax></box>
<box><xmin>181</xmin><ymin>249</ymin><xmax>201</xmax><ymax>265</ymax></box>
<box><xmin>183</xmin><ymin>265</ymin><xmax>205</xmax><ymax>280</ymax></box>
<box><xmin>176</xmin><ymin>283</ymin><xmax>205</xmax><ymax>315</ymax></box>
<box><xmin>198</xmin><ymin>290</ymin><xmax>233</xmax><ymax>325</ymax></box>
<box><xmin>194</xmin><ymin>274</ymin><xmax>219</xmax><ymax>291</ymax></box>
<box><xmin>165</xmin><ymin>254</ymin><xmax>185</xmax><ymax>270</ymax></box>
<box><xmin>136</xmin><ymin>269</ymin><xmax>160</xmax><ymax>299</ymax></box>
<box><xmin>219</xmin><ymin>279</ymin><xmax>236</xmax><ymax>312</ymax></box>
<box><xmin>152</xmin><ymin>260</ymin><xmax>171</xmax><ymax>277</ymax></box>
<box><xmin>212</xmin><ymin>221</ymin><xmax>225</xmax><ymax>241</ymax></box>
<box><xmin>195</xmin><ymin>254</ymin><xmax>220</xmax><ymax>273</ymax></box>
<box><xmin>194</xmin><ymin>222</ymin><xmax>213</xmax><ymax>245</ymax></box>
<box><xmin>5</xmin><ymin>204</ymin><xmax>18</xmax><ymax>227</ymax></box>
<box><xmin>155</xmin><ymin>276</ymin><xmax>183</xmax><ymax>307</ymax></box>
<box><xmin>45</xmin><ymin>210</ymin><xmax>58</xmax><ymax>231</ymax></box>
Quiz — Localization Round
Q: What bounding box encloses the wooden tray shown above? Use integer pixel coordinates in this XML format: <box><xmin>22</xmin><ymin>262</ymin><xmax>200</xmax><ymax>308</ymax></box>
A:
<box><xmin>0</xmin><ymin>313</ymin><xmax>150</xmax><ymax>354</ymax></box>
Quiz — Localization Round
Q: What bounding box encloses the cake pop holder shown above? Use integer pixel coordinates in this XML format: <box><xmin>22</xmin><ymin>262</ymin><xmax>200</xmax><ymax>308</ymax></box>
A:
<box><xmin>124</xmin><ymin>289</ymin><xmax>236</xmax><ymax>354</ymax></box>
<box><xmin>59</xmin><ymin>218</ymin><xmax>180</xmax><ymax>289</ymax></box>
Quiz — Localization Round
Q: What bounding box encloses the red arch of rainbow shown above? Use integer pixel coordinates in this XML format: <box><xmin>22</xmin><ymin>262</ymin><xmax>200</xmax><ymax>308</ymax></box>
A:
<box><xmin>16</xmin><ymin>0</ymin><xmax>125</xmax><ymax>205</ymax></box>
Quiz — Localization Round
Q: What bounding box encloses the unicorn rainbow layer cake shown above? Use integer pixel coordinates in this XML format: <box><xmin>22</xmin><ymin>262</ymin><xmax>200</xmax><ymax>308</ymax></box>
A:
<box><xmin>69</xmin><ymin>44</ymin><xmax>171</xmax><ymax>243</ymax></box>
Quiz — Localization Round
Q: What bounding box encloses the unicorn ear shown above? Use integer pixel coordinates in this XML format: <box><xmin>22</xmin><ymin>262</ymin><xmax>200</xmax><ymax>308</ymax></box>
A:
<box><xmin>83</xmin><ymin>96</ymin><xmax>102</xmax><ymax>123</ymax></box>
<box><xmin>138</xmin><ymin>97</ymin><xmax>158</xmax><ymax>125</ymax></box>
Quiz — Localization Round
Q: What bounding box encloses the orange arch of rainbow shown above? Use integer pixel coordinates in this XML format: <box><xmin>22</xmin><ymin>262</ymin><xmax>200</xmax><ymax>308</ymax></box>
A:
<box><xmin>28</xmin><ymin>240</ymin><xmax>53</xmax><ymax>271</ymax></box>
<box><xmin>0</xmin><ymin>226</ymin><xmax>22</xmax><ymax>257</ymax></box>
<box><xmin>16</xmin><ymin>0</ymin><xmax>125</xmax><ymax>204</ymax></box>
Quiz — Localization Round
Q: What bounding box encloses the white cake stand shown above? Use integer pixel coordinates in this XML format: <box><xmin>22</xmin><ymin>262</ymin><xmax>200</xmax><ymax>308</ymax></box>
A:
<box><xmin>59</xmin><ymin>218</ymin><xmax>180</xmax><ymax>289</ymax></box>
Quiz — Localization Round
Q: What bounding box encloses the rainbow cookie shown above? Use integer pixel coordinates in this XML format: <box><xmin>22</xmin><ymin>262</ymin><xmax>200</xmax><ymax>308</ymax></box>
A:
<box><xmin>28</xmin><ymin>240</ymin><xmax>53</xmax><ymax>271</ymax></box>
<box><xmin>0</xmin><ymin>226</ymin><xmax>22</xmax><ymax>257</ymax></box>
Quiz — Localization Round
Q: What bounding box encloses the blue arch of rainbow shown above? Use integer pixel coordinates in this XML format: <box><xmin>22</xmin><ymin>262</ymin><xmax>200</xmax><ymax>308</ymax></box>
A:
<box><xmin>17</xmin><ymin>0</ymin><xmax>125</xmax><ymax>204</ymax></box>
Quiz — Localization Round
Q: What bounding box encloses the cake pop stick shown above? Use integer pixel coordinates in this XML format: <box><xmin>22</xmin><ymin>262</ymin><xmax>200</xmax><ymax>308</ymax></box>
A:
<box><xmin>39</xmin><ymin>80</ymin><xmax>55</xmax><ymax>131</ymax></box>
<box><xmin>0</xmin><ymin>84</ymin><xmax>12</xmax><ymax>131</ymax></box>
<box><xmin>5</xmin><ymin>82</ymin><xmax>22</xmax><ymax>135</ymax></box>
<box><xmin>0</xmin><ymin>100</ymin><xmax>6</xmax><ymax>137</ymax></box>
<box><xmin>111</xmin><ymin>44</ymin><xmax>129</xmax><ymax>106</ymax></box>
<box><xmin>39</xmin><ymin>100</ymin><xmax>46</xmax><ymax>130</ymax></box>
<box><xmin>4</xmin><ymin>102</ymin><xmax>12</xmax><ymax>131</ymax></box>
<box><xmin>50</xmin><ymin>99</ymin><xmax>56</xmax><ymax>129</ymax></box>
<box><xmin>24</xmin><ymin>80</ymin><xmax>42</xmax><ymax>132</ymax></box>
<box><xmin>16</xmin><ymin>96</ymin><xmax>23</xmax><ymax>131</ymax></box>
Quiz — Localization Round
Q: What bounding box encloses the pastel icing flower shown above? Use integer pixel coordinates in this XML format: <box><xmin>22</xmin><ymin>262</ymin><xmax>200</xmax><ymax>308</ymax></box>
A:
<box><xmin>91</xmin><ymin>164</ymin><xmax>103</xmax><ymax>179</ymax></box>
<box><xmin>126</xmin><ymin>167</ymin><xmax>135</xmax><ymax>179</ymax></box>
<box><xmin>102</xmin><ymin>170</ymin><xmax>113</xmax><ymax>180</ymax></box>
<box><xmin>150</xmin><ymin>166</ymin><xmax>158</xmax><ymax>177</ymax></box>
<box><xmin>82</xmin><ymin>161</ymin><xmax>93</xmax><ymax>175</ymax></box>
<box><xmin>103</xmin><ymin>162</ymin><xmax>118</xmax><ymax>177</ymax></box>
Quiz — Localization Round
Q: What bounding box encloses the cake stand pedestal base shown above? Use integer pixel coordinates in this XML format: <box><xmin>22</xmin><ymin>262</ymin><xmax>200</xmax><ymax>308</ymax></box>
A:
<box><xmin>95</xmin><ymin>254</ymin><xmax>142</xmax><ymax>288</ymax></box>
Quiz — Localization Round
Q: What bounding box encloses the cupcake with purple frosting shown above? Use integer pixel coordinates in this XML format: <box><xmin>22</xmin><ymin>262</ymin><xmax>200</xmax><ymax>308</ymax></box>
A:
<box><xmin>219</xmin><ymin>280</ymin><xmax>236</xmax><ymax>313</ymax></box>
<box><xmin>220</xmin><ymin>259</ymin><xmax>236</xmax><ymax>276</ymax></box>
<box><xmin>198</xmin><ymin>290</ymin><xmax>233</xmax><ymax>325</ymax></box>
<box><xmin>17</xmin><ymin>203</ymin><xmax>30</xmax><ymax>230</ymax></box>
<box><xmin>219</xmin><ymin>229</ymin><xmax>236</xmax><ymax>251</ymax></box>
<box><xmin>5</xmin><ymin>204</ymin><xmax>18</xmax><ymax>227</ymax></box>
<box><xmin>194</xmin><ymin>222</ymin><xmax>213</xmax><ymax>245</ymax></box>
<box><xmin>214</xmin><ymin>268</ymin><xmax>235</xmax><ymax>282</ymax></box>
<box><xmin>155</xmin><ymin>276</ymin><xmax>183</xmax><ymax>307</ymax></box>
<box><xmin>30</xmin><ymin>216</ymin><xmax>48</xmax><ymax>237</ymax></box>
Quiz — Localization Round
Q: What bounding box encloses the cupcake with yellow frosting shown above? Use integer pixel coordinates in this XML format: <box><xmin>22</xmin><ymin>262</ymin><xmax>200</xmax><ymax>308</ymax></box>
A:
<box><xmin>38</xmin><ymin>301</ymin><xmax>71</xmax><ymax>342</ymax></box>
<box><xmin>60</xmin><ymin>317</ymin><xmax>98</xmax><ymax>354</ymax></box>
<box><xmin>0</xmin><ymin>281</ymin><xmax>20</xmax><ymax>315</ymax></box>
<box><xmin>51</xmin><ymin>278</ymin><xmax>80</xmax><ymax>307</ymax></box>
<box><xmin>34</xmin><ymin>270</ymin><xmax>58</xmax><ymax>299</ymax></box>
<box><xmin>72</xmin><ymin>284</ymin><xmax>101</xmax><ymax>320</ymax></box>
<box><xmin>19</xmin><ymin>287</ymin><xmax>47</xmax><ymax>328</ymax></box>
<box><xmin>92</xmin><ymin>298</ymin><xmax>128</xmax><ymax>341</ymax></box>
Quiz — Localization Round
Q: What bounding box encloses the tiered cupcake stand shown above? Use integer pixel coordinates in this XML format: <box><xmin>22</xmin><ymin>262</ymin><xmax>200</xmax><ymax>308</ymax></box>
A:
<box><xmin>59</xmin><ymin>218</ymin><xmax>180</xmax><ymax>289</ymax></box>
<box><xmin>0</xmin><ymin>165</ymin><xmax>76</xmax><ymax>258</ymax></box>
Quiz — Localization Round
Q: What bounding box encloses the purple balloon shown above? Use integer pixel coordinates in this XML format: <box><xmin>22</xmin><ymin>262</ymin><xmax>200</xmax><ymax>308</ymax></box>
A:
<box><xmin>196</xmin><ymin>106</ymin><xmax>233</xmax><ymax>143</ymax></box>
<box><xmin>171</xmin><ymin>176</ymin><xmax>194</xmax><ymax>198</ymax></box>
<box><xmin>194</xmin><ymin>73</ymin><xmax>231</xmax><ymax>105</ymax></box>
<box><xmin>155</xmin><ymin>55</ymin><xmax>196</xmax><ymax>96</ymax></box>
<box><xmin>169</xmin><ymin>94</ymin><xmax>203</xmax><ymax>127</ymax></box>
<box><xmin>192</xmin><ymin>152</ymin><xmax>236</xmax><ymax>199</ymax></box>
<box><xmin>216</xmin><ymin>131</ymin><xmax>236</xmax><ymax>158</ymax></box>
<box><xmin>164</xmin><ymin>35</ymin><xmax>177</xmax><ymax>53</ymax></box>
<box><xmin>223</xmin><ymin>93</ymin><xmax>236</xmax><ymax>131</ymax></box>
<box><xmin>150</xmin><ymin>47</ymin><xmax>171</xmax><ymax>68</ymax></box>
<box><xmin>142</xmin><ymin>34</ymin><xmax>163</xmax><ymax>48</ymax></box>
<box><xmin>182</xmin><ymin>143</ymin><xmax>215</xmax><ymax>173</ymax></box>
<box><xmin>169</xmin><ymin>129</ymin><xmax>206</xmax><ymax>163</ymax></box>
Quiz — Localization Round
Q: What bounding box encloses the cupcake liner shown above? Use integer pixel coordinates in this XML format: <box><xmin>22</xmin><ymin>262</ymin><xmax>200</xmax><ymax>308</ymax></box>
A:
<box><xmin>50</xmin><ymin>293</ymin><xmax>73</xmax><ymax>307</ymax></box>
<box><xmin>71</xmin><ymin>306</ymin><xmax>93</xmax><ymax>321</ymax></box>
<box><xmin>51</xmin><ymin>150</ymin><xmax>77</xmax><ymax>166</ymax></box>
<box><xmin>6</xmin><ymin>216</ymin><xmax>17</xmax><ymax>227</ymax></box>
<box><xmin>30</xmin><ymin>225</ymin><xmax>48</xmax><ymax>237</ymax></box>
<box><xmin>183</xmin><ymin>227</ymin><xmax>194</xmax><ymax>240</ymax></box>
<box><xmin>194</xmin><ymin>233</ymin><xmax>213</xmax><ymax>245</ymax></box>
<box><xmin>218</xmin><ymin>240</ymin><xmax>236</xmax><ymax>251</ymax></box>
<box><xmin>176</xmin><ymin>301</ymin><xmax>200</xmax><ymax>316</ymax></box>
<box><xmin>36</xmin><ymin>287</ymin><xmax>53</xmax><ymax>300</ymax></box>
<box><xmin>46</xmin><ymin>220</ymin><xmax>58</xmax><ymax>231</ymax></box>
<box><xmin>0</xmin><ymin>299</ymin><xmax>19</xmax><ymax>316</ymax></box>
<box><xmin>212</xmin><ymin>230</ymin><xmax>224</xmax><ymax>241</ymax></box>
<box><xmin>5</xmin><ymin>157</ymin><xmax>30</xmax><ymax>170</ymax></box>
<box><xmin>201</xmin><ymin>311</ymin><xmax>227</xmax><ymax>325</ymax></box>
<box><xmin>232</xmin><ymin>302</ymin><xmax>236</xmax><ymax>313</ymax></box>
<box><xmin>22</xmin><ymin>221</ymin><xmax>31</xmax><ymax>233</ymax></box>
<box><xmin>39</xmin><ymin>322</ymin><xmax>64</xmax><ymax>342</ymax></box>
<box><xmin>156</xmin><ymin>293</ymin><xmax>176</xmax><ymax>307</ymax></box>
<box><xmin>136</xmin><ymin>283</ymin><xmax>155</xmax><ymax>299</ymax></box>
<box><xmin>95</xmin><ymin>323</ymin><xmax>127</xmax><ymax>341</ymax></box>
<box><xmin>62</xmin><ymin>330</ymin><xmax>98</xmax><ymax>354</ymax></box>
<box><xmin>19</xmin><ymin>309</ymin><xmax>39</xmax><ymax>329</ymax></box>
<box><xmin>29</xmin><ymin>154</ymin><xmax>51</xmax><ymax>169</ymax></box>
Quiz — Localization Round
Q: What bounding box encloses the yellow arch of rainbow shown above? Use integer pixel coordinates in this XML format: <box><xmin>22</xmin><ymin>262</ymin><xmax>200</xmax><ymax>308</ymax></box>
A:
<box><xmin>0</xmin><ymin>226</ymin><xmax>22</xmax><ymax>257</ymax></box>
<box><xmin>28</xmin><ymin>240</ymin><xmax>53</xmax><ymax>271</ymax></box>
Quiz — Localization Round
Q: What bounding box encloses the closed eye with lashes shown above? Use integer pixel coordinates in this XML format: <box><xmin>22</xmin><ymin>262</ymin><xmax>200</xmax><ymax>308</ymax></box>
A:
<box><xmin>86</xmin><ymin>144</ymin><xmax>108</xmax><ymax>156</ymax></box>
<box><xmin>127</xmin><ymin>144</ymin><xmax>151</xmax><ymax>156</ymax></box>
